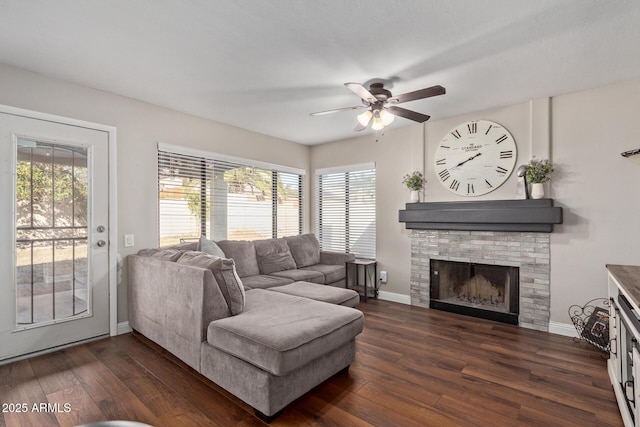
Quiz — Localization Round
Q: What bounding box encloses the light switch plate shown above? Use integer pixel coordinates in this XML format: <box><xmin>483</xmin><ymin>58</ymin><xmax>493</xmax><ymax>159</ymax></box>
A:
<box><xmin>124</xmin><ymin>234</ymin><xmax>135</xmax><ymax>247</ymax></box>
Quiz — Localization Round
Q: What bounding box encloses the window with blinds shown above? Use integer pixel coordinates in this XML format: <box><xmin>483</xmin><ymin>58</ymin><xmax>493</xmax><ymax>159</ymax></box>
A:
<box><xmin>158</xmin><ymin>146</ymin><xmax>303</xmax><ymax>246</ymax></box>
<box><xmin>316</xmin><ymin>164</ymin><xmax>376</xmax><ymax>260</ymax></box>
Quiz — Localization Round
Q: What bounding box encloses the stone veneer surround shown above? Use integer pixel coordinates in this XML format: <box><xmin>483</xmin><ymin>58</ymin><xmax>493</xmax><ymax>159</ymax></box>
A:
<box><xmin>410</xmin><ymin>230</ymin><xmax>551</xmax><ymax>331</ymax></box>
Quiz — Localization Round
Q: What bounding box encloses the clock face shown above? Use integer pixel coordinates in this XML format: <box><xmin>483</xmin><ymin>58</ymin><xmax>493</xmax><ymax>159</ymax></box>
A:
<box><xmin>434</xmin><ymin>120</ymin><xmax>517</xmax><ymax>196</ymax></box>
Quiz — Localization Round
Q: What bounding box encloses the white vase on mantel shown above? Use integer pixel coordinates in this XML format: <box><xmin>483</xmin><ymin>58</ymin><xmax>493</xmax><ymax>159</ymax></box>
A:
<box><xmin>530</xmin><ymin>183</ymin><xmax>544</xmax><ymax>199</ymax></box>
<box><xmin>410</xmin><ymin>190</ymin><xmax>420</xmax><ymax>203</ymax></box>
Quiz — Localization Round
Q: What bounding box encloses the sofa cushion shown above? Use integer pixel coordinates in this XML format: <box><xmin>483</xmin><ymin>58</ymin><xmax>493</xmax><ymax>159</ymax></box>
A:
<box><xmin>198</xmin><ymin>237</ymin><xmax>226</xmax><ymax>258</ymax></box>
<box><xmin>299</xmin><ymin>264</ymin><xmax>345</xmax><ymax>284</ymax></box>
<box><xmin>268</xmin><ymin>282</ymin><xmax>359</xmax><ymax>307</ymax></box>
<box><xmin>284</xmin><ymin>233</ymin><xmax>321</xmax><ymax>268</ymax></box>
<box><xmin>254</xmin><ymin>238</ymin><xmax>297</xmax><ymax>274</ymax></box>
<box><xmin>207</xmin><ymin>289</ymin><xmax>363</xmax><ymax>376</ymax></box>
<box><xmin>177</xmin><ymin>251</ymin><xmax>245</xmax><ymax>315</ymax></box>
<box><xmin>240</xmin><ymin>275</ymin><xmax>294</xmax><ymax>290</ymax></box>
<box><xmin>216</xmin><ymin>240</ymin><xmax>260</xmax><ymax>278</ymax></box>
<box><xmin>267</xmin><ymin>269</ymin><xmax>324</xmax><ymax>284</ymax></box>
<box><xmin>136</xmin><ymin>248</ymin><xmax>183</xmax><ymax>262</ymax></box>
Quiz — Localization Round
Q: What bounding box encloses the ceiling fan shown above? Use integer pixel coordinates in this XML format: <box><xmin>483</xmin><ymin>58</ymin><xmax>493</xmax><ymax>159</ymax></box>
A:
<box><xmin>310</xmin><ymin>82</ymin><xmax>446</xmax><ymax>131</ymax></box>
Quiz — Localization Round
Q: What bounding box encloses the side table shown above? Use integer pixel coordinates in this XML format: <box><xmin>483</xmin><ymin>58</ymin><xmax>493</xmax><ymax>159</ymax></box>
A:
<box><xmin>346</xmin><ymin>259</ymin><xmax>377</xmax><ymax>302</ymax></box>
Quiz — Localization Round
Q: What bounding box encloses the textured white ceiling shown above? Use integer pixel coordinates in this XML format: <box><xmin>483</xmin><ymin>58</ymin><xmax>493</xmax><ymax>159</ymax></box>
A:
<box><xmin>1</xmin><ymin>0</ymin><xmax>639</xmax><ymax>145</ymax></box>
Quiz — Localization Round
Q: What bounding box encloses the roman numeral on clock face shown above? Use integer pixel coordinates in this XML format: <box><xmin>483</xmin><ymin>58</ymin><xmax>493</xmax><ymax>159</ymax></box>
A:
<box><xmin>438</xmin><ymin>169</ymin><xmax>450</xmax><ymax>182</ymax></box>
<box><xmin>485</xmin><ymin>124</ymin><xmax>493</xmax><ymax>135</ymax></box>
<box><xmin>500</xmin><ymin>150</ymin><xmax>513</xmax><ymax>159</ymax></box>
<box><xmin>496</xmin><ymin>134</ymin><xmax>508</xmax><ymax>144</ymax></box>
<box><xmin>467</xmin><ymin>122</ymin><xmax>477</xmax><ymax>134</ymax></box>
<box><xmin>467</xmin><ymin>183</ymin><xmax>474</xmax><ymax>194</ymax></box>
<box><xmin>435</xmin><ymin>158</ymin><xmax>446</xmax><ymax>166</ymax></box>
<box><xmin>451</xmin><ymin>129</ymin><xmax>461</xmax><ymax>139</ymax></box>
<box><xmin>496</xmin><ymin>166</ymin><xmax>508</xmax><ymax>175</ymax></box>
<box><xmin>485</xmin><ymin>179</ymin><xmax>493</xmax><ymax>188</ymax></box>
<box><xmin>450</xmin><ymin>179</ymin><xmax>460</xmax><ymax>191</ymax></box>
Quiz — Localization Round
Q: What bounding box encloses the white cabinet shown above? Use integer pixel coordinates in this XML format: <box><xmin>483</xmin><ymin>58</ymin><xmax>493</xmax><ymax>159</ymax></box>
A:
<box><xmin>610</xmin><ymin>300</ymin><xmax>621</xmax><ymax>384</ymax></box>
<box><xmin>608</xmin><ymin>265</ymin><xmax>640</xmax><ymax>427</ymax></box>
<box><xmin>633</xmin><ymin>346</ymin><xmax>640</xmax><ymax>423</ymax></box>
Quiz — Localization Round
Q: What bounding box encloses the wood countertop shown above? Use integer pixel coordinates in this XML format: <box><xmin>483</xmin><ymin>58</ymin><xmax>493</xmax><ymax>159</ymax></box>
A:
<box><xmin>607</xmin><ymin>264</ymin><xmax>640</xmax><ymax>308</ymax></box>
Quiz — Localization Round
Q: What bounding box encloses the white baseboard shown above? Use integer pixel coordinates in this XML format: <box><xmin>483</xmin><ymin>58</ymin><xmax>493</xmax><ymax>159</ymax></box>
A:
<box><xmin>117</xmin><ymin>321</ymin><xmax>132</xmax><ymax>335</ymax></box>
<box><xmin>377</xmin><ymin>291</ymin><xmax>411</xmax><ymax>305</ymax></box>
<box><xmin>548</xmin><ymin>321</ymin><xmax>578</xmax><ymax>337</ymax></box>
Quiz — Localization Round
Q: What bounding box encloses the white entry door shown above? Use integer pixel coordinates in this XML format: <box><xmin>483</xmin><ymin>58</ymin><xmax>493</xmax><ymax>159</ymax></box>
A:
<box><xmin>0</xmin><ymin>112</ymin><xmax>110</xmax><ymax>361</ymax></box>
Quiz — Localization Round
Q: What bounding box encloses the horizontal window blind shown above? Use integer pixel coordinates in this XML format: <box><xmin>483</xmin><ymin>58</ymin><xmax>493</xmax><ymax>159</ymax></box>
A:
<box><xmin>316</xmin><ymin>166</ymin><xmax>375</xmax><ymax>259</ymax></box>
<box><xmin>158</xmin><ymin>147</ymin><xmax>302</xmax><ymax>246</ymax></box>
<box><xmin>276</xmin><ymin>172</ymin><xmax>302</xmax><ymax>238</ymax></box>
<box><xmin>158</xmin><ymin>151</ymin><xmax>211</xmax><ymax>246</ymax></box>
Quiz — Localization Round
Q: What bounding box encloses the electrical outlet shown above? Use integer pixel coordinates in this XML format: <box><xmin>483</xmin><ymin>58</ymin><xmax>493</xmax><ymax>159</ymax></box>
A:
<box><xmin>380</xmin><ymin>270</ymin><xmax>388</xmax><ymax>283</ymax></box>
<box><xmin>124</xmin><ymin>234</ymin><xmax>135</xmax><ymax>248</ymax></box>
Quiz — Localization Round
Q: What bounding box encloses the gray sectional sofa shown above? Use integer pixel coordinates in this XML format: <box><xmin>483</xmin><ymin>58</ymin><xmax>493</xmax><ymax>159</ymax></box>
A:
<box><xmin>128</xmin><ymin>233</ymin><xmax>362</xmax><ymax>422</ymax></box>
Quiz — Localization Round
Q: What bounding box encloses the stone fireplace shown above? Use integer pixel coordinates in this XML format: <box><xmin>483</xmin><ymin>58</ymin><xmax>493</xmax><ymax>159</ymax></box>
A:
<box><xmin>410</xmin><ymin>230</ymin><xmax>551</xmax><ymax>331</ymax></box>
<box><xmin>399</xmin><ymin>199</ymin><xmax>561</xmax><ymax>331</ymax></box>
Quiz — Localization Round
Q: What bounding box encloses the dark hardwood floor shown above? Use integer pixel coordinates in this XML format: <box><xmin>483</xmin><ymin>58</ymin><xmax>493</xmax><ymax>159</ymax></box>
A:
<box><xmin>0</xmin><ymin>300</ymin><xmax>623</xmax><ymax>426</ymax></box>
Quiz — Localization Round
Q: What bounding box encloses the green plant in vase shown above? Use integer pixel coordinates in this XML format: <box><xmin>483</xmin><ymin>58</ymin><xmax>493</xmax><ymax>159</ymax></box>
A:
<box><xmin>525</xmin><ymin>159</ymin><xmax>553</xmax><ymax>199</ymax></box>
<box><xmin>402</xmin><ymin>171</ymin><xmax>426</xmax><ymax>202</ymax></box>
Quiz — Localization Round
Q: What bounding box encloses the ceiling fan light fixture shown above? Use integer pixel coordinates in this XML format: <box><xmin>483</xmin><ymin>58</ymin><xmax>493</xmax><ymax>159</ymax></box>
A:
<box><xmin>371</xmin><ymin>111</ymin><xmax>384</xmax><ymax>130</ymax></box>
<box><xmin>310</xmin><ymin>81</ymin><xmax>445</xmax><ymax>132</ymax></box>
<box><xmin>357</xmin><ymin>110</ymin><xmax>373</xmax><ymax>126</ymax></box>
<box><xmin>379</xmin><ymin>109</ymin><xmax>395</xmax><ymax>125</ymax></box>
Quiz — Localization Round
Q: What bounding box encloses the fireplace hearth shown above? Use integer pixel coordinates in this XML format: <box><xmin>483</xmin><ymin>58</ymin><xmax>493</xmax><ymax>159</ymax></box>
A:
<box><xmin>430</xmin><ymin>259</ymin><xmax>519</xmax><ymax>324</ymax></box>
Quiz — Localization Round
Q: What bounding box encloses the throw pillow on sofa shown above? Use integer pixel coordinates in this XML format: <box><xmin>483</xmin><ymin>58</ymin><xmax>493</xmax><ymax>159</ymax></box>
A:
<box><xmin>198</xmin><ymin>236</ymin><xmax>226</xmax><ymax>258</ymax></box>
<box><xmin>254</xmin><ymin>238</ymin><xmax>297</xmax><ymax>274</ymax></box>
<box><xmin>284</xmin><ymin>233</ymin><xmax>321</xmax><ymax>268</ymax></box>
<box><xmin>177</xmin><ymin>251</ymin><xmax>245</xmax><ymax>315</ymax></box>
<box><xmin>216</xmin><ymin>240</ymin><xmax>261</xmax><ymax>278</ymax></box>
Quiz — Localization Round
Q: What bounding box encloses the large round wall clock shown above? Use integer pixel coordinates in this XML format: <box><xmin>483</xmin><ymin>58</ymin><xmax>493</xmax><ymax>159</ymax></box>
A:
<box><xmin>434</xmin><ymin>120</ymin><xmax>517</xmax><ymax>196</ymax></box>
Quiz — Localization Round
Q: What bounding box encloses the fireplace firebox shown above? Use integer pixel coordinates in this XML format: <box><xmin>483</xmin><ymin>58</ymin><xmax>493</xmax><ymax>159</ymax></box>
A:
<box><xmin>430</xmin><ymin>259</ymin><xmax>519</xmax><ymax>324</ymax></box>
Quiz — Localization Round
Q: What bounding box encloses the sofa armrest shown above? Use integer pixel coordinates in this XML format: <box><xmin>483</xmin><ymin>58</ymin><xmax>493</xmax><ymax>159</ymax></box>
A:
<box><xmin>128</xmin><ymin>254</ymin><xmax>230</xmax><ymax>370</ymax></box>
<box><xmin>319</xmin><ymin>251</ymin><xmax>356</xmax><ymax>265</ymax></box>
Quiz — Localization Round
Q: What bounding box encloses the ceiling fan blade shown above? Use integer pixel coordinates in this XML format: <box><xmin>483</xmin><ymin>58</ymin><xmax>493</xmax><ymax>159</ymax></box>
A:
<box><xmin>388</xmin><ymin>85</ymin><xmax>446</xmax><ymax>104</ymax></box>
<box><xmin>354</xmin><ymin>122</ymin><xmax>368</xmax><ymax>132</ymax></box>
<box><xmin>344</xmin><ymin>82</ymin><xmax>378</xmax><ymax>103</ymax></box>
<box><xmin>309</xmin><ymin>105</ymin><xmax>367</xmax><ymax>116</ymax></box>
<box><xmin>387</xmin><ymin>106</ymin><xmax>431</xmax><ymax>123</ymax></box>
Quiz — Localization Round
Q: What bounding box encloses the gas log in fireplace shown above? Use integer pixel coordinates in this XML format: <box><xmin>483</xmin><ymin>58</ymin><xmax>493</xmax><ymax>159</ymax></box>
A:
<box><xmin>430</xmin><ymin>259</ymin><xmax>519</xmax><ymax>324</ymax></box>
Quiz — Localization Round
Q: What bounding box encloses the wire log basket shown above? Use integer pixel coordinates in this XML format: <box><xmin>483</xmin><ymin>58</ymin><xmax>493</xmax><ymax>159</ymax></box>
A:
<box><xmin>569</xmin><ymin>298</ymin><xmax>610</xmax><ymax>353</ymax></box>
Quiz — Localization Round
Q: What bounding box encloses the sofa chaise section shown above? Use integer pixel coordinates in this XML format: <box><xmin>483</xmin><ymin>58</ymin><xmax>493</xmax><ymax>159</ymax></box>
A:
<box><xmin>202</xmin><ymin>289</ymin><xmax>363</xmax><ymax>418</ymax></box>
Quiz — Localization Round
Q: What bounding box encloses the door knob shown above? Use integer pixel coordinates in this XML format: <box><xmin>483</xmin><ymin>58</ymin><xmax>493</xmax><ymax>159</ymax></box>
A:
<box><xmin>97</xmin><ymin>240</ymin><xmax>106</xmax><ymax>247</ymax></box>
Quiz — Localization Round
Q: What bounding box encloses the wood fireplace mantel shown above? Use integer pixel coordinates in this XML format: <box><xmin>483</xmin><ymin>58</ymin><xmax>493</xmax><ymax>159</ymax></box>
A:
<box><xmin>398</xmin><ymin>199</ymin><xmax>563</xmax><ymax>232</ymax></box>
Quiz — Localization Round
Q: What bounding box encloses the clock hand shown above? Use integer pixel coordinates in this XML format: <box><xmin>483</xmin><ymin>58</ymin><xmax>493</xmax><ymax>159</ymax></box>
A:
<box><xmin>455</xmin><ymin>152</ymin><xmax>482</xmax><ymax>167</ymax></box>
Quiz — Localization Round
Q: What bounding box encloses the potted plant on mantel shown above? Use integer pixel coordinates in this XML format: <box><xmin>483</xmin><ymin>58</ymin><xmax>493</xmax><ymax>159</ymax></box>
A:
<box><xmin>525</xmin><ymin>158</ymin><xmax>554</xmax><ymax>199</ymax></box>
<box><xmin>402</xmin><ymin>171</ymin><xmax>427</xmax><ymax>203</ymax></box>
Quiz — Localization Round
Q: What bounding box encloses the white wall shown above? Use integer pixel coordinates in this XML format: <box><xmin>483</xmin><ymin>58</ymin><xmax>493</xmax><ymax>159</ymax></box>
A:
<box><xmin>312</xmin><ymin>78</ymin><xmax>640</xmax><ymax>325</ymax></box>
<box><xmin>0</xmin><ymin>63</ymin><xmax>311</xmax><ymax>323</ymax></box>
<box><xmin>424</xmin><ymin>100</ymin><xmax>549</xmax><ymax>201</ymax></box>
<box><xmin>311</xmin><ymin>125</ymin><xmax>424</xmax><ymax>296</ymax></box>
<box><xmin>550</xmin><ymin>79</ymin><xmax>640</xmax><ymax>323</ymax></box>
